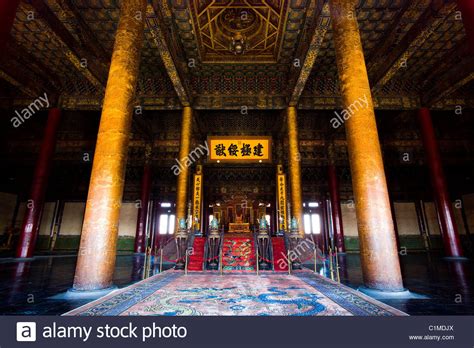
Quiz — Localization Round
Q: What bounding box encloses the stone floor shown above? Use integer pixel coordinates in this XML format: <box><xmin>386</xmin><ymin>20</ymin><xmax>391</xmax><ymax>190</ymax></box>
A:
<box><xmin>0</xmin><ymin>252</ymin><xmax>472</xmax><ymax>315</ymax></box>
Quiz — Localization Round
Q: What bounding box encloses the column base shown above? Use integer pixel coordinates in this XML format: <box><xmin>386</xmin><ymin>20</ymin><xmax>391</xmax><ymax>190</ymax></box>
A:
<box><xmin>443</xmin><ymin>256</ymin><xmax>469</xmax><ymax>261</ymax></box>
<box><xmin>358</xmin><ymin>286</ymin><xmax>428</xmax><ymax>300</ymax></box>
<box><xmin>50</xmin><ymin>286</ymin><xmax>119</xmax><ymax>300</ymax></box>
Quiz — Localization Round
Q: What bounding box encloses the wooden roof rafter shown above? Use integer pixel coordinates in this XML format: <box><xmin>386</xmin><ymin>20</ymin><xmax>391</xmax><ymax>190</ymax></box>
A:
<box><xmin>369</xmin><ymin>0</ymin><xmax>458</xmax><ymax>92</ymax></box>
<box><xmin>47</xmin><ymin>0</ymin><xmax>110</xmax><ymax>64</ymax></box>
<box><xmin>365</xmin><ymin>0</ymin><xmax>428</xmax><ymax>73</ymax></box>
<box><xmin>0</xmin><ymin>41</ymin><xmax>54</xmax><ymax>97</ymax></box>
<box><xmin>147</xmin><ymin>2</ymin><xmax>191</xmax><ymax>107</ymax></box>
<box><xmin>415</xmin><ymin>39</ymin><xmax>472</xmax><ymax>106</ymax></box>
<box><xmin>422</xmin><ymin>58</ymin><xmax>474</xmax><ymax>106</ymax></box>
<box><xmin>29</xmin><ymin>0</ymin><xmax>107</xmax><ymax>92</ymax></box>
<box><xmin>288</xmin><ymin>1</ymin><xmax>331</xmax><ymax>107</ymax></box>
<box><xmin>0</xmin><ymin>68</ymin><xmax>40</xmax><ymax>97</ymax></box>
<box><xmin>5</xmin><ymin>39</ymin><xmax>63</xmax><ymax>92</ymax></box>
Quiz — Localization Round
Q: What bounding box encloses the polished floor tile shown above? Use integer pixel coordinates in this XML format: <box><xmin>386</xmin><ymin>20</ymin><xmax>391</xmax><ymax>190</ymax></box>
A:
<box><xmin>0</xmin><ymin>254</ymin><xmax>170</xmax><ymax>315</ymax></box>
<box><xmin>332</xmin><ymin>253</ymin><xmax>474</xmax><ymax>315</ymax></box>
<box><xmin>0</xmin><ymin>252</ymin><xmax>472</xmax><ymax>315</ymax></box>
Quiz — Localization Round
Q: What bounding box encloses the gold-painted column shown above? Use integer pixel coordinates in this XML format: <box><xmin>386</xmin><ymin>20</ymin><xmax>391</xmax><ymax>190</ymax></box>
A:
<box><xmin>330</xmin><ymin>0</ymin><xmax>404</xmax><ymax>291</ymax></box>
<box><xmin>73</xmin><ymin>0</ymin><xmax>147</xmax><ymax>291</ymax></box>
<box><xmin>286</xmin><ymin>106</ymin><xmax>304</xmax><ymax>237</ymax></box>
<box><xmin>175</xmin><ymin>106</ymin><xmax>193</xmax><ymax>229</ymax></box>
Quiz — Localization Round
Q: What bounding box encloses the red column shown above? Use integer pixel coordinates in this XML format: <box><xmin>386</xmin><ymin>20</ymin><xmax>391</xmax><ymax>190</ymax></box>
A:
<box><xmin>134</xmin><ymin>164</ymin><xmax>151</xmax><ymax>253</ymax></box>
<box><xmin>152</xmin><ymin>200</ymin><xmax>161</xmax><ymax>252</ymax></box>
<box><xmin>328</xmin><ymin>165</ymin><xmax>346</xmax><ymax>253</ymax></box>
<box><xmin>418</xmin><ymin>108</ymin><xmax>463</xmax><ymax>258</ymax></box>
<box><xmin>16</xmin><ymin>108</ymin><xmax>61</xmax><ymax>258</ymax></box>
<box><xmin>320</xmin><ymin>199</ymin><xmax>329</xmax><ymax>254</ymax></box>
<box><xmin>0</xmin><ymin>0</ymin><xmax>21</xmax><ymax>51</ymax></box>
<box><xmin>390</xmin><ymin>199</ymin><xmax>401</xmax><ymax>250</ymax></box>
<box><xmin>458</xmin><ymin>0</ymin><xmax>474</xmax><ymax>53</ymax></box>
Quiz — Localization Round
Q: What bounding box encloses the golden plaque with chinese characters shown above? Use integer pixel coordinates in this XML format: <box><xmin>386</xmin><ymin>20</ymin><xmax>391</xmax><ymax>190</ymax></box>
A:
<box><xmin>207</xmin><ymin>136</ymin><xmax>272</xmax><ymax>163</ymax></box>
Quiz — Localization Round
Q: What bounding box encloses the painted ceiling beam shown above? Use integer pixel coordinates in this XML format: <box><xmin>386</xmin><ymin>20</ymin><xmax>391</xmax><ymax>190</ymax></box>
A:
<box><xmin>418</xmin><ymin>39</ymin><xmax>471</xmax><ymax>107</ymax></box>
<box><xmin>29</xmin><ymin>0</ymin><xmax>106</xmax><ymax>91</ymax></box>
<box><xmin>366</xmin><ymin>0</ymin><xmax>426</xmax><ymax>72</ymax></box>
<box><xmin>421</xmin><ymin>39</ymin><xmax>469</xmax><ymax>85</ymax></box>
<box><xmin>5</xmin><ymin>40</ymin><xmax>62</xmax><ymax>92</ymax></box>
<box><xmin>146</xmin><ymin>3</ymin><xmax>191</xmax><ymax>107</ymax></box>
<box><xmin>0</xmin><ymin>46</ymin><xmax>52</xmax><ymax>97</ymax></box>
<box><xmin>370</xmin><ymin>1</ymin><xmax>458</xmax><ymax>92</ymax></box>
<box><xmin>0</xmin><ymin>67</ymin><xmax>40</xmax><ymax>97</ymax></box>
<box><xmin>422</xmin><ymin>55</ymin><xmax>474</xmax><ymax>106</ymax></box>
<box><xmin>288</xmin><ymin>1</ymin><xmax>331</xmax><ymax>106</ymax></box>
<box><xmin>48</xmin><ymin>0</ymin><xmax>110</xmax><ymax>63</ymax></box>
<box><xmin>3</xmin><ymin>93</ymin><xmax>472</xmax><ymax>111</ymax></box>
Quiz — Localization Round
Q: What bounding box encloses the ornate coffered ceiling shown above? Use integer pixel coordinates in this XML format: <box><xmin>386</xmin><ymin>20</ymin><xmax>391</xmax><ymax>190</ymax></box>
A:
<box><xmin>188</xmin><ymin>0</ymin><xmax>289</xmax><ymax>63</ymax></box>
<box><xmin>0</xmin><ymin>0</ymin><xmax>472</xmax><ymax>111</ymax></box>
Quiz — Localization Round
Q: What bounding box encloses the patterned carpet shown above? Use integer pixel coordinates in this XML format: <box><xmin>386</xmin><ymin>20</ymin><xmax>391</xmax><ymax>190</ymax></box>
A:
<box><xmin>64</xmin><ymin>270</ymin><xmax>406</xmax><ymax>316</ymax></box>
<box><xmin>222</xmin><ymin>237</ymin><xmax>255</xmax><ymax>271</ymax></box>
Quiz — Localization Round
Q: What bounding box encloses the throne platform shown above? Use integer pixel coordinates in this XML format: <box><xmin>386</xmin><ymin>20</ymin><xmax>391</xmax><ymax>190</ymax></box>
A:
<box><xmin>228</xmin><ymin>215</ymin><xmax>250</xmax><ymax>233</ymax></box>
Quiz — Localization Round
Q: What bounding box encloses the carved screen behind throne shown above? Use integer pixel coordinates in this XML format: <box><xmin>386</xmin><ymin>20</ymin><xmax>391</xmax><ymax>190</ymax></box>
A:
<box><xmin>236</xmin><ymin>204</ymin><xmax>243</xmax><ymax>222</ymax></box>
<box><xmin>227</xmin><ymin>207</ymin><xmax>234</xmax><ymax>223</ymax></box>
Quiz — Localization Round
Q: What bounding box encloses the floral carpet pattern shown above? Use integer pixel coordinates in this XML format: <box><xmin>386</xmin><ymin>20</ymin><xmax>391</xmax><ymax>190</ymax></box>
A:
<box><xmin>64</xmin><ymin>270</ymin><xmax>406</xmax><ymax>316</ymax></box>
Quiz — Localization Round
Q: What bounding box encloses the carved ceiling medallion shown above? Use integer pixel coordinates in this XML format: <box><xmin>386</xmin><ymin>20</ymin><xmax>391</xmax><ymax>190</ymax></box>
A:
<box><xmin>190</xmin><ymin>0</ymin><xmax>289</xmax><ymax>63</ymax></box>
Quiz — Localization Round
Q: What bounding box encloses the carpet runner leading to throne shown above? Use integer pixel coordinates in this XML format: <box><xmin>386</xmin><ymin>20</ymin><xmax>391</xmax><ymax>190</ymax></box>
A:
<box><xmin>64</xmin><ymin>270</ymin><xmax>407</xmax><ymax>316</ymax></box>
<box><xmin>271</xmin><ymin>237</ymin><xmax>288</xmax><ymax>272</ymax></box>
<box><xmin>187</xmin><ymin>237</ymin><xmax>205</xmax><ymax>271</ymax></box>
<box><xmin>222</xmin><ymin>236</ymin><xmax>255</xmax><ymax>271</ymax></box>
